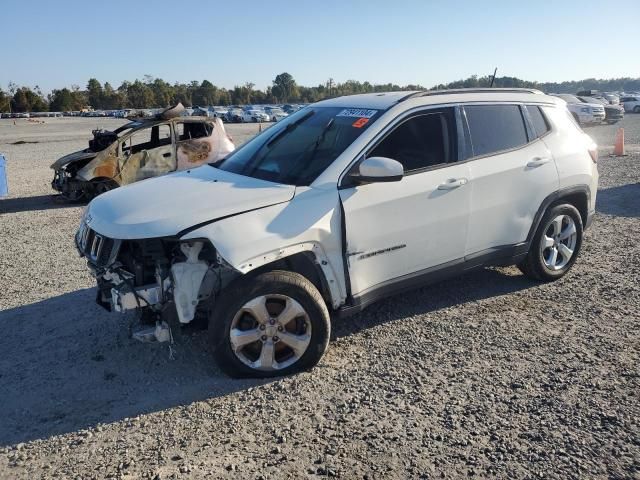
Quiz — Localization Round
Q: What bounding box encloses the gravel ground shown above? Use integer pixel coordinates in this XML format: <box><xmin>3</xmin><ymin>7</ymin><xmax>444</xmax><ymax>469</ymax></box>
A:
<box><xmin>0</xmin><ymin>117</ymin><xmax>639</xmax><ymax>479</ymax></box>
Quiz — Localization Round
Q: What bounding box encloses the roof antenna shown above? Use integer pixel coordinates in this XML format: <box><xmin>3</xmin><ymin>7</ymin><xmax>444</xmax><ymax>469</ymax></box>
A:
<box><xmin>489</xmin><ymin>67</ymin><xmax>498</xmax><ymax>88</ymax></box>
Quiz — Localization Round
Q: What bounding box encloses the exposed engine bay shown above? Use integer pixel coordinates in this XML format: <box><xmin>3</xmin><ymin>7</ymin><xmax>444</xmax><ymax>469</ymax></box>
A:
<box><xmin>88</xmin><ymin>128</ymin><xmax>120</xmax><ymax>152</ymax></box>
<box><xmin>76</xmin><ymin>219</ymin><xmax>239</xmax><ymax>329</ymax></box>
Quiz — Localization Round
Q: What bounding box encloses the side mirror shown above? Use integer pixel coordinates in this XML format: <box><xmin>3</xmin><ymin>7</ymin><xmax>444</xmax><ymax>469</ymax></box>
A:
<box><xmin>349</xmin><ymin>156</ymin><xmax>404</xmax><ymax>184</ymax></box>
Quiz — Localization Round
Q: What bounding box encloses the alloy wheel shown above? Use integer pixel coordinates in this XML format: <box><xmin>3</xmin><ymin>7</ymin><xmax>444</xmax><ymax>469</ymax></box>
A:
<box><xmin>229</xmin><ymin>294</ymin><xmax>312</xmax><ymax>371</ymax></box>
<box><xmin>540</xmin><ymin>214</ymin><xmax>577</xmax><ymax>271</ymax></box>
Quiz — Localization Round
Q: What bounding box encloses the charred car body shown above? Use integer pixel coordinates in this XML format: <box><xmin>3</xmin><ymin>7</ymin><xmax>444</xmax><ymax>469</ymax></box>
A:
<box><xmin>52</xmin><ymin>106</ymin><xmax>234</xmax><ymax>200</ymax></box>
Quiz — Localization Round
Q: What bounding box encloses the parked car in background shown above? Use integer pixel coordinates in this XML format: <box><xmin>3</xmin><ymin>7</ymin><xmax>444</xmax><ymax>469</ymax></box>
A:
<box><xmin>241</xmin><ymin>109</ymin><xmax>270</xmax><ymax>123</ymax></box>
<box><xmin>551</xmin><ymin>94</ymin><xmax>605</xmax><ymax>125</ymax></box>
<box><xmin>266</xmin><ymin>107</ymin><xmax>288</xmax><ymax>122</ymax></box>
<box><xmin>51</xmin><ymin>106</ymin><xmax>235</xmax><ymax>201</ymax></box>
<box><xmin>577</xmin><ymin>90</ymin><xmax>620</xmax><ymax>105</ymax></box>
<box><xmin>75</xmin><ymin>89</ymin><xmax>598</xmax><ymax>377</ymax></box>
<box><xmin>602</xmin><ymin>93</ymin><xmax>620</xmax><ymax>104</ymax></box>
<box><xmin>191</xmin><ymin>106</ymin><xmax>211</xmax><ymax>117</ymax></box>
<box><xmin>577</xmin><ymin>96</ymin><xmax>624</xmax><ymax>124</ymax></box>
<box><xmin>227</xmin><ymin>108</ymin><xmax>244</xmax><ymax>123</ymax></box>
<box><xmin>212</xmin><ymin>108</ymin><xmax>229</xmax><ymax>121</ymax></box>
<box><xmin>620</xmin><ymin>96</ymin><xmax>640</xmax><ymax>113</ymax></box>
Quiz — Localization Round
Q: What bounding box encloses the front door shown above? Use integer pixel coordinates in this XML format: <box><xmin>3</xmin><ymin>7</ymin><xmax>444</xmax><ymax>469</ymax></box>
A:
<box><xmin>119</xmin><ymin>123</ymin><xmax>175</xmax><ymax>184</ymax></box>
<box><xmin>339</xmin><ymin>108</ymin><xmax>471</xmax><ymax>297</ymax></box>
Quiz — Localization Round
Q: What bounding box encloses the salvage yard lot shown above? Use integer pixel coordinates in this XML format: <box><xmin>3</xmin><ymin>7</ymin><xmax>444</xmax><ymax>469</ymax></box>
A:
<box><xmin>0</xmin><ymin>117</ymin><xmax>639</xmax><ymax>479</ymax></box>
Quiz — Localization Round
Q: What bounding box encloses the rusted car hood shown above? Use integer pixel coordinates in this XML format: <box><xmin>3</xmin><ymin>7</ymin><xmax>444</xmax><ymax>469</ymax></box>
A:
<box><xmin>86</xmin><ymin>166</ymin><xmax>296</xmax><ymax>239</ymax></box>
<box><xmin>51</xmin><ymin>150</ymin><xmax>97</xmax><ymax>170</ymax></box>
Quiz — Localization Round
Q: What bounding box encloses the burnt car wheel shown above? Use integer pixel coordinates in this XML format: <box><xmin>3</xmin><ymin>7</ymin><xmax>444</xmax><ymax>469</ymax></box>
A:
<box><xmin>209</xmin><ymin>271</ymin><xmax>330</xmax><ymax>378</ymax></box>
<box><xmin>92</xmin><ymin>178</ymin><xmax>119</xmax><ymax>197</ymax></box>
<box><xmin>61</xmin><ymin>186</ymin><xmax>88</xmax><ymax>202</ymax></box>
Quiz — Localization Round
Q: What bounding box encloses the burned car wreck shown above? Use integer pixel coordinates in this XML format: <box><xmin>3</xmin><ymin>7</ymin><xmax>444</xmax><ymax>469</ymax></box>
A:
<box><xmin>52</xmin><ymin>105</ymin><xmax>235</xmax><ymax>200</ymax></box>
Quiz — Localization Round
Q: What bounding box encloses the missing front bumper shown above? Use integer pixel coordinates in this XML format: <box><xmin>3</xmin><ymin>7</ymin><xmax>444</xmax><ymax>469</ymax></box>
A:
<box><xmin>110</xmin><ymin>284</ymin><xmax>163</xmax><ymax>313</ymax></box>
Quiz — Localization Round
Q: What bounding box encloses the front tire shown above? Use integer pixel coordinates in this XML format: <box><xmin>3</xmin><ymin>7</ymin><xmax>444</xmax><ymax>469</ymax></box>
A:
<box><xmin>634</xmin><ymin>106</ymin><xmax>640</xmax><ymax>113</ymax></box>
<box><xmin>91</xmin><ymin>178</ymin><xmax>119</xmax><ymax>197</ymax></box>
<box><xmin>518</xmin><ymin>204</ymin><xmax>583</xmax><ymax>281</ymax></box>
<box><xmin>209</xmin><ymin>271</ymin><xmax>330</xmax><ymax>378</ymax></box>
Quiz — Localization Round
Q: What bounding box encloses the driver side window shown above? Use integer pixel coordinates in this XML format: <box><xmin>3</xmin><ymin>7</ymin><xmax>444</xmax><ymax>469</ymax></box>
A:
<box><xmin>369</xmin><ymin>108</ymin><xmax>457</xmax><ymax>173</ymax></box>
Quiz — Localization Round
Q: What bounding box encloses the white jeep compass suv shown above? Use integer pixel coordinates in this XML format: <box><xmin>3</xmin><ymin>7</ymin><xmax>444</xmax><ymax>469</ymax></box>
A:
<box><xmin>76</xmin><ymin>89</ymin><xmax>599</xmax><ymax>378</ymax></box>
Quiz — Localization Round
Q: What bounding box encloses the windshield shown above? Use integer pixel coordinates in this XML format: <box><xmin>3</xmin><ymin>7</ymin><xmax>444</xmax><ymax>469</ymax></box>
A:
<box><xmin>112</xmin><ymin>122</ymin><xmax>140</xmax><ymax>137</ymax></box>
<box><xmin>215</xmin><ymin>106</ymin><xmax>381</xmax><ymax>185</ymax></box>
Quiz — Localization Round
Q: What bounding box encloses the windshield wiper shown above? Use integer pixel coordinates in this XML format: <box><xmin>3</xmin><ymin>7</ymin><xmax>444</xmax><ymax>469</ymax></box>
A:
<box><xmin>266</xmin><ymin>110</ymin><xmax>315</xmax><ymax>148</ymax></box>
<box><xmin>304</xmin><ymin>118</ymin><xmax>334</xmax><ymax>162</ymax></box>
<box><xmin>283</xmin><ymin>118</ymin><xmax>336</xmax><ymax>184</ymax></box>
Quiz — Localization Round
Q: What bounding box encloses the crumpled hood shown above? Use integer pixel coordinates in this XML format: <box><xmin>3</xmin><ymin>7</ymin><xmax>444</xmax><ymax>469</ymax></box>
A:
<box><xmin>51</xmin><ymin>149</ymin><xmax>96</xmax><ymax>170</ymax></box>
<box><xmin>86</xmin><ymin>166</ymin><xmax>295</xmax><ymax>239</ymax></box>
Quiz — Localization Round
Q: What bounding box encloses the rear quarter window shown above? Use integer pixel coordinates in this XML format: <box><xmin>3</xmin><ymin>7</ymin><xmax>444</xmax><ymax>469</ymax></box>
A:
<box><xmin>526</xmin><ymin>105</ymin><xmax>551</xmax><ymax>138</ymax></box>
<box><xmin>464</xmin><ymin>105</ymin><xmax>528</xmax><ymax>157</ymax></box>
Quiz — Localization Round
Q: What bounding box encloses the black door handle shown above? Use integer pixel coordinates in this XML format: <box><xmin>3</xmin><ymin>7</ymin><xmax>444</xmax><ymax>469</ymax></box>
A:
<box><xmin>162</xmin><ymin>152</ymin><xmax>171</xmax><ymax>158</ymax></box>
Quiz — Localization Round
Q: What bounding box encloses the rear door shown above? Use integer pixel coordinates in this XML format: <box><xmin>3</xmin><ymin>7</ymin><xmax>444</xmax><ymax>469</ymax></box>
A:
<box><xmin>339</xmin><ymin>107</ymin><xmax>471</xmax><ymax>296</ymax></box>
<box><xmin>463</xmin><ymin>104</ymin><xmax>559</xmax><ymax>256</ymax></box>
<box><xmin>175</xmin><ymin>121</ymin><xmax>215</xmax><ymax>170</ymax></box>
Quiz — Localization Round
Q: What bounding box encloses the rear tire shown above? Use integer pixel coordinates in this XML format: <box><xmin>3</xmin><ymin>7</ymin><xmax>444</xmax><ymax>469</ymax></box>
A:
<box><xmin>518</xmin><ymin>204</ymin><xmax>583</xmax><ymax>281</ymax></box>
<box><xmin>209</xmin><ymin>271</ymin><xmax>330</xmax><ymax>378</ymax></box>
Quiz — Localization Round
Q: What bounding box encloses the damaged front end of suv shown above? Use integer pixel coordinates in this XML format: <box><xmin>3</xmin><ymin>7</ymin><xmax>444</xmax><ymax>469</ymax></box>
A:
<box><xmin>76</xmin><ymin>212</ymin><xmax>239</xmax><ymax>330</ymax></box>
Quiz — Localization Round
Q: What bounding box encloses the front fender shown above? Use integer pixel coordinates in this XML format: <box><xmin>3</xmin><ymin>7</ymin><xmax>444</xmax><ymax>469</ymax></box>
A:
<box><xmin>76</xmin><ymin>149</ymin><xmax>119</xmax><ymax>182</ymax></box>
<box><xmin>50</xmin><ymin>150</ymin><xmax>96</xmax><ymax>170</ymax></box>
<box><xmin>180</xmin><ymin>187</ymin><xmax>347</xmax><ymax>309</ymax></box>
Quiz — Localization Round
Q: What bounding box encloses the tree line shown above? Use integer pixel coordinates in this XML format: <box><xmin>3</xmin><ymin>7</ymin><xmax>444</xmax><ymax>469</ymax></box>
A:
<box><xmin>1</xmin><ymin>72</ymin><xmax>639</xmax><ymax>113</ymax></box>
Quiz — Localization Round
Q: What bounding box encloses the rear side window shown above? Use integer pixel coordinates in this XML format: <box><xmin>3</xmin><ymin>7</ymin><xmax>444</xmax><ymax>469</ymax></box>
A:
<box><xmin>369</xmin><ymin>108</ymin><xmax>456</xmax><ymax>172</ymax></box>
<box><xmin>526</xmin><ymin>105</ymin><xmax>551</xmax><ymax>138</ymax></box>
<box><xmin>465</xmin><ymin>105</ymin><xmax>528</xmax><ymax>157</ymax></box>
<box><xmin>176</xmin><ymin>122</ymin><xmax>213</xmax><ymax>141</ymax></box>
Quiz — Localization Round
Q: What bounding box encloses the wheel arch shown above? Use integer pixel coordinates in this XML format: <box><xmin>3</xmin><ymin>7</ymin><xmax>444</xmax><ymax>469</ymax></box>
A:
<box><xmin>527</xmin><ymin>186</ymin><xmax>590</xmax><ymax>244</ymax></box>
<box><xmin>553</xmin><ymin>190</ymin><xmax>589</xmax><ymax>227</ymax></box>
<box><xmin>244</xmin><ymin>251</ymin><xmax>334</xmax><ymax>308</ymax></box>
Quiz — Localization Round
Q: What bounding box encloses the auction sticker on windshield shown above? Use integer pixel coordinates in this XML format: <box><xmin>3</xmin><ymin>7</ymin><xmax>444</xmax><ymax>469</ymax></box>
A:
<box><xmin>352</xmin><ymin>118</ymin><xmax>369</xmax><ymax>128</ymax></box>
<box><xmin>337</xmin><ymin>109</ymin><xmax>378</xmax><ymax>118</ymax></box>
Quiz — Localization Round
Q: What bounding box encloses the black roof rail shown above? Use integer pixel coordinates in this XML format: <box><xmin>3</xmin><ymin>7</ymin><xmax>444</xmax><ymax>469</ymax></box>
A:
<box><xmin>394</xmin><ymin>91</ymin><xmax>426</xmax><ymax>103</ymax></box>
